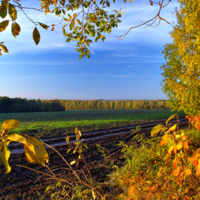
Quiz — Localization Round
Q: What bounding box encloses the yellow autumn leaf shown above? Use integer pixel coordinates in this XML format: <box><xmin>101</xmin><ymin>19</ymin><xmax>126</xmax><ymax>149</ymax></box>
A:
<box><xmin>66</xmin><ymin>135</ymin><xmax>70</xmax><ymax>143</ymax></box>
<box><xmin>70</xmin><ymin>160</ymin><xmax>76</xmax><ymax>165</ymax></box>
<box><xmin>176</xmin><ymin>143</ymin><xmax>182</xmax><ymax>150</ymax></box>
<box><xmin>165</xmin><ymin>124</ymin><xmax>177</xmax><ymax>134</ymax></box>
<box><xmin>184</xmin><ymin>168</ymin><xmax>192</xmax><ymax>176</ymax></box>
<box><xmin>173</xmin><ymin>142</ymin><xmax>183</xmax><ymax>154</ymax></box>
<box><xmin>8</xmin><ymin>3</ymin><xmax>17</xmax><ymax>20</ymax></box>
<box><xmin>28</xmin><ymin>137</ymin><xmax>48</xmax><ymax>162</ymax></box>
<box><xmin>78</xmin><ymin>130</ymin><xmax>82</xmax><ymax>137</ymax></box>
<box><xmin>53</xmin><ymin>0</ymin><xmax>57</xmax><ymax>7</ymax></box>
<box><xmin>151</xmin><ymin>124</ymin><xmax>165</xmax><ymax>137</ymax></box>
<box><xmin>120</xmin><ymin>11</ymin><xmax>124</xmax><ymax>15</ymax></box>
<box><xmin>0</xmin><ymin>142</ymin><xmax>4</xmax><ymax>152</ymax></box>
<box><xmin>24</xmin><ymin>137</ymin><xmax>49</xmax><ymax>166</ymax></box>
<box><xmin>24</xmin><ymin>143</ymin><xmax>38</xmax><ymax>164</ymax></box>
<box><xmin>5</xmin><ymin>133</ymin><xmax>27</xmax><ymax>144</ymax></box>
<box><xmin>11</xmin><ymin>22</ymin><xmax>21</xmax><ymax>38</ymax></box>
<box><xmin>67</xmin><ymin>148</ymin><xmax>71</xmax><ymax>153</ymax></box>
<box><xmin>74</xmin><ymin>127</ymin><xmax>78</xmax><ymax>134</ymax></box>
<box><xmin>0</xmin><ymin>44</ymin><xmax>8</xmax><ymax>53</ymax></box>
<box><xmin>159</xmin><ymin>134</ymin><xmax>172</xmax><ymax>147</ymax></box>
<box><xmin>2</xmin><ymin>119</ymin><xmax>20</xmax><ymax>131</ymax></box>
<box><xmin>168</xmin><ymin>145</ymin><xmax>174</xmax><ymax>156</ymax></box>
<box><xmin>0</xmin><ymin>20</ymin><xmax>9</xmax><ymax>32</ymax></box>
<box><xmin>166</xmin><ymin>113</ymin><xmax>177</xmax><ymax>125</ymax></box>
<box><xmin>92</xmin><ymin>189</ymin><xmax>96</xmax><ymax>200</ymax></box>
<box><xmin>0</xmin><ymin>145</ymin><xmax>11</xmax><ymax>174</ymax></box>
<box><xmin>76</xmin><ymin>133</ymin><xmax>80</xmax><ymax>141</ymax></box>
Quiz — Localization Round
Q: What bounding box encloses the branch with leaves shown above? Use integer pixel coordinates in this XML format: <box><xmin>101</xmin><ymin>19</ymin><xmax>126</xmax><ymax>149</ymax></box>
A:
<box><xmin>0</xmin><ymin>0</ymin><xmax>172</xmax><ymax>59</ymax></box>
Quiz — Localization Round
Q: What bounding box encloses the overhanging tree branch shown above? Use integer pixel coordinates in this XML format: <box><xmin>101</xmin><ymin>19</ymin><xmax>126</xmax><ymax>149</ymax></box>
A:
<box><xmin>116</xmin><ymin>0</ymin><xmax>172</xmax><ymax>40</ymax></box>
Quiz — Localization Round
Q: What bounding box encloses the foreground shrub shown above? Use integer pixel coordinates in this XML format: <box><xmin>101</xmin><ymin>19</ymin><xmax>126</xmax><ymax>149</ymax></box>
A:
<box><xmin>0</xmin><ymin>119</ymin><xmax>106</xmax><ymax>199</ymax></box>
<box><xmin>111</xmin><ymin>114</ymin><xmax>200</xmax><ymax>200</ymax></box>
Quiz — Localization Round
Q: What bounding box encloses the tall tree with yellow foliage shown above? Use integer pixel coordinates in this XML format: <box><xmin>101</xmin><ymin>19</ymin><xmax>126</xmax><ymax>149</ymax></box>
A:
<box><xmin>161</xmin><ymin>0</ymin><xmax>200</xmax><ymax>116</ymax></box>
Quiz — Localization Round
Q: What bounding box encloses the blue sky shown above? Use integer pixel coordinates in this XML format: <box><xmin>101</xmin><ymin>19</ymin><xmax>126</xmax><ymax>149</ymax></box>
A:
<box><xmin>0</xmin><ymin>0</ymin><xmax>179</xmax><ymax>100</ymax></box>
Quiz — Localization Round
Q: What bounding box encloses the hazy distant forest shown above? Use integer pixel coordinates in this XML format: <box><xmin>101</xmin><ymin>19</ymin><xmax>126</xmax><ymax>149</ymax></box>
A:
<box><xmin>0</xmin><ymin>96</ymin><xmax>170</xmax><ymax>113</ymax></box>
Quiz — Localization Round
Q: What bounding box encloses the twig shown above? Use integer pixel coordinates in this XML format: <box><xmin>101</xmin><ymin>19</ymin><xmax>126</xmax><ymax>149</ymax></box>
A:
<box><xmin>16</xmin><ymin>164</ymin><xmax>74</xmax><ymax>187</ymax></box>
<box><xmin>116</xmin><ymin>0</ymin><xmax>173</xmax><ymax>40</ymax></box>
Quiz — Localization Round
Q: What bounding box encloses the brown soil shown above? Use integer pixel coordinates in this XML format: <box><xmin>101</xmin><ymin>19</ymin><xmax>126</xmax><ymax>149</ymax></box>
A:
<box><xmin>0</xmin><ymin>121</ymin><xmax>189</xmax><ymax>200</ymax></box>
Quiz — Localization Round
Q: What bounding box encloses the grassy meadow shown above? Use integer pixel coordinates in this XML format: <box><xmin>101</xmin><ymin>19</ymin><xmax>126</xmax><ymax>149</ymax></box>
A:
<box><xmin>0</xmin><ymin>109</ymin><xmax>186</xmax><ymax>137</ymax></box>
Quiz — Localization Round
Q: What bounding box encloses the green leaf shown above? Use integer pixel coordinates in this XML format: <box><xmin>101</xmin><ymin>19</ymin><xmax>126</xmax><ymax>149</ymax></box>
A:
<box><xmin>38</xmin><ymin>22</ymin><xmax>49</xmax><ymax>30</ymax></box>
<box><xmin>0</xmin><ymin>0</ymin><xmax>8</xmax><ymax>19</ymax></box>
<box><xmin>95</xmin><ymin>37</ymin><xmax>99</xmax><ymax>42</ymax></box>
<box><xmin>56</xmin><ymin>10</ymin><xmax>61</xmax><ymax>17</ymax></box>
<box><xmin>0</xmin><ymin>44</ymin><xmax>8</xmax><ymax>53</ymax></box>
<box><xmin>106</xmin><ymin>0</ymin><xmax>110</xmax><ymax>7</ymax></box>
<box><xmin>79</xmin><ymin>52</ymin><xmax>84</xmax><ymax>61</ymax></box>
<box><xmin>33</xmin><ymin>27</ymin><xmax>40</xmax><ymax>45</ymax></box>
<box><xmin>8</xmin><ymin>4</ymin><xmax>17</xmax><ymax>20</ymax></box>
<box><xmin>11</xmin><ymin>22</ymin><xmax>21</xmax><ymax>38</ymax></box>
<box><xmin>136</xmin><ymin>125</ymin><xmax>141</xmax><ymax>132</ymax></box>
<box><xmin>0</xmin><ymin>145</ymin><xmax>11</xmax><ymax>174</ymax></box>
<box><xmin>66</xmin><ymin>38</ymin><xmax>72</xmax><ymax>42</ymax></box>
<box><xmin>0</xmin><ymin>20</ymin><xmax>9</xmax><ymax>32</ymax></box>
<box><xmin>86</xmin><ymin>53</ymin><xmax>90</xmax><ymax>59</ymax></box>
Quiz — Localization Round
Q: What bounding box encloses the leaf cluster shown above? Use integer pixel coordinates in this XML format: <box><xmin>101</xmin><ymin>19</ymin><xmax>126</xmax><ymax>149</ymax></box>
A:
<box><xmin>0</xmin><ymin>0</ymin><xmax>131</xmax><ymax>59</ymax></box>
<box><xmin>0</xmin><ymin>119</ymin><xmax>49</xmax><ymax>174</ymax></box>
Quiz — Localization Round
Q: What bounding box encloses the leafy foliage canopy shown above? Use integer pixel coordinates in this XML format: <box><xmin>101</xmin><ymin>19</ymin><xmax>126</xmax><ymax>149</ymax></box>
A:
<box><xmin>161</xmin><ymin>0</ymin><xmax>200</xmax><ymax>116</ymax></box>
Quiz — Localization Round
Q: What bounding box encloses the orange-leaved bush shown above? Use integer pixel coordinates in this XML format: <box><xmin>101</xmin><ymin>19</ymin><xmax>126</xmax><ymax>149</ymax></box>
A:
<box><xmin>113</xmin><ymin>114</ymin><xmax>200</xmax><ymax>199</ymax></box>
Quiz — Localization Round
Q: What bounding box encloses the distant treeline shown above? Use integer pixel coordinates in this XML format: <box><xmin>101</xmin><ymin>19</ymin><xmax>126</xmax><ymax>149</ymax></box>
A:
<box><xmin>0</xmin><ymin>96</ymin><xmax>65</xmax><ymax>113</ymax></box>
<box><xmin>0</xmin><ymin>97</ymin><xmax>170</xmax><ymax>113</ymax></box>
<box><xmin>60</xmin><ymin>99</ymin><xmax>170</xmax><ymax>110</ymax></box>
